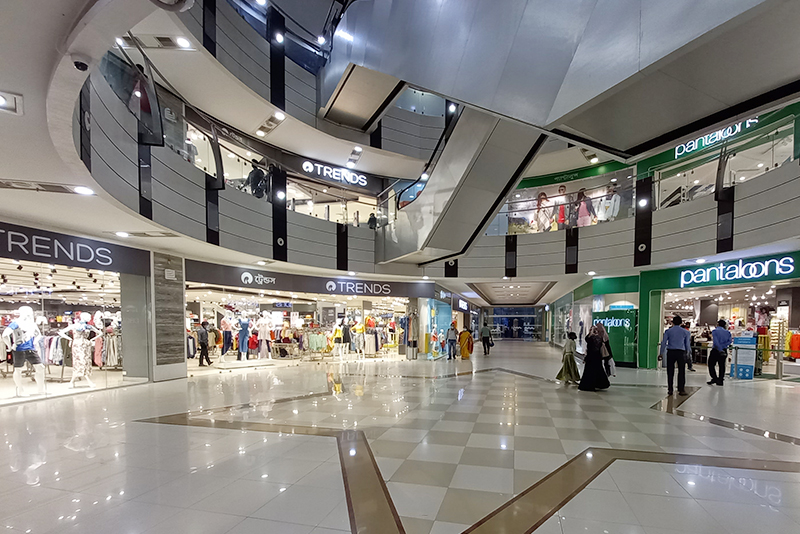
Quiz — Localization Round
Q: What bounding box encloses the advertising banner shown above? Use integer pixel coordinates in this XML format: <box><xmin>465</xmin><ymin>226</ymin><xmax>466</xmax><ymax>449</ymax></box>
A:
<box><xmin>592</xmin><ymin>309</ymin><xmax>637</xmax><ymax>366</ymax></box>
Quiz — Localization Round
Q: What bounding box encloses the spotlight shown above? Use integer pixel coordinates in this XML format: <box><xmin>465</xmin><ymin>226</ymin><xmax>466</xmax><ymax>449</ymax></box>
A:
<box><xmin>317</xmin><ymin>36</ymin><xmax>326</xmax><ymax>45</ymax></box>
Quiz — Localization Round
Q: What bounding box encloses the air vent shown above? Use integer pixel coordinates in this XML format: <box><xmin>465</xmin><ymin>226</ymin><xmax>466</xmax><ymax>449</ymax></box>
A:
<box><xmin>155</xmin><ymin>36</ymin><xmax>179</xmax><ymax>48</ymax></box>
<box><xmin>0</xmin><ymin>181</ymin><xmax>78</xmax><ymax>194</ymax></box>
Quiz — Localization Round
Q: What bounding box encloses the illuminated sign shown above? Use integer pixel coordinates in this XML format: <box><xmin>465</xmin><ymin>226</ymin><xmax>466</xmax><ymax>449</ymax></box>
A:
<box><xmin>679</xmin><ymin>257</ymin><xmax>794</xmax><ymax>288</ymax></box>
<box><xmin>457</xmin><ymin>299</ymin><xmax>468</xmax><ymax>311</ymax></box>
<box><xmin>675</xmin><ymin>118</ymin><xmax>758</xmax><ymax>158</ymax></box>
<box><xmin>302</xmin><ymin>161</ymin><xmax>368</xmax><ymax>187</ymax></box>
<box><xmin>593</xmin><ymin>317</ymin><xmax>631</xmax><ymax>328</ymax></box>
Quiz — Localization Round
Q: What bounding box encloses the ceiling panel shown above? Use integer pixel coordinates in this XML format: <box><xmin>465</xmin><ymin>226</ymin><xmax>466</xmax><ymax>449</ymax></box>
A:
<box><xmin>470</xmin><ymin>281</ymin><xmax>555</xmax><ymax>305</ymax></box>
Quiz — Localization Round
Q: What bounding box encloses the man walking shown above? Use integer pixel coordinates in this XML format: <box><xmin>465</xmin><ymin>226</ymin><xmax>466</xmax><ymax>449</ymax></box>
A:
<box><xmin>708</xmin><ymin>319</ymin><xmax>732</xmax><ymax>386</ymax></box>
<box><xmin>197</xmin><ymin>321</ymin><xmax>212</xmax><ymax>366</ymax></box>
<box><xmin>661</xmin><ymin>315</ymin><xmax>691</xmax><ymax>396</ymax></box>
<box><xmin>480</xmin><ymin>323</ymin><xmax>493</xmax><ymax>355</ymax></box>
<box><xmin>446</xmin><ymin>323</ymin><xmax>459</xmax><ymax>360</ymax></box>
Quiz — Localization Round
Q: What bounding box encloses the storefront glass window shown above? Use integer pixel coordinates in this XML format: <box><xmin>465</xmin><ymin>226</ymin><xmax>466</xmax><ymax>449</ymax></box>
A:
<box><xmin>485</xmin><ymin>307</ymin><xmax>544</xmax><ymax>340</ymax></box>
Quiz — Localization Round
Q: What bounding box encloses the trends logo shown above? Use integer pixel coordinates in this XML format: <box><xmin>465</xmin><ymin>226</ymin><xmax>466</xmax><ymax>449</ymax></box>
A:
<box><xmin>326</xmin><ymin>281</ymin><xmax>337</xmax><ymax>291</ymax></box>
<box><xmin>241</xmin><ymin>272</ymin><xmax>254</xmax><ymax>284</ymax></box>
<box><xmin>325</xmin><ymin>280</ymin><xmax>391</xmax><ymax>295</ymax></box>
<box><xmin>302</xmin><ymin>161</ymin><xmax>314</xmax><ymax>173</ymax></box>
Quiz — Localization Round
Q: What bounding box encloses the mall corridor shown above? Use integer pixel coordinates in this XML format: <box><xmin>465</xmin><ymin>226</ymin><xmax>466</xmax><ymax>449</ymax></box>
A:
<box><xmin>1</xmin><ymin>342</ymin><xmax>799</xmax><ymax>533</ymax></box>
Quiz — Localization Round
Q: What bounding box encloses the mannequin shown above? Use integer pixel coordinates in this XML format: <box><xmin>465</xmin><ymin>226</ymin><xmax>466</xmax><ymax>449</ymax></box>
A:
<box><xmin>60</xmin><ymin>312</ymin><xmax>101</xmax><ymax>388</ymax></box>
<box><xmin>237</xmin><ymin>314</ymin><xmax>250</xmax><ymax>361</ymax></box>
<box><xmin>2</xmin><ymin>306</ymin><xmax>45</xmax><ymax>397</ymax></box>
<box><xmin>333</xmin><ymin>320</ymin><xmax>344</xmax><ymax>359</ymax></box>
<box><xmin>256</xmin><ymin>311</ymin><xmax>272</xmax><ymax>359</ymax></box>
<box><xmin>351</xmin><ymin>320</ymin><xmax>365</xmax><ymax>358</ymax></box>
<box><xmin>220</xmin><ymin>314</ymin><xmax>234</xmax><ymax>356</ymax></box>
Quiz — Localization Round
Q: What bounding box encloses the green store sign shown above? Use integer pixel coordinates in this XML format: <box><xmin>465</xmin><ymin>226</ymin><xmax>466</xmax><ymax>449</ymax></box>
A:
<box><xmin>592</xmin><ymin>310</ymin><xmax>637</xmax><ymax>366</ymax></box>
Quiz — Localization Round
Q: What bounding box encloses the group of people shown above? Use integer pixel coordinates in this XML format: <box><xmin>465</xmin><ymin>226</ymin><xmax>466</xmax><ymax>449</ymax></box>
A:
<box><xmin>660</xmin><ymin>315</ymin><xmax>732</xmax><ymax>395</ymax></box>
<box><xmin>444</xmin><ymin>322</ymin><xmax>475</xmax><ymax>360</ymax></box>
<box><xmin>525</xmin><ymin>184</ymin><xmax>622</xmax><ymax>233</ymax></box>
<box><xmin>556</xmin><ymin>323</ymin><xmax>615</xmax><ymax>391</ymax></box>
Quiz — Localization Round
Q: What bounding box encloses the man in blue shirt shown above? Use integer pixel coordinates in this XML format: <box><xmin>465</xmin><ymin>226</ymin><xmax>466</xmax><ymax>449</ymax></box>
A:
<box><xmin>661</xmin><ymin>315</ymin><xmax>692</xmax><ymax>396</ymax></box>
<box><xmin>708</xmin><ymin>319</ymin><xmax>733</xmax><ymax>386</ymax></box>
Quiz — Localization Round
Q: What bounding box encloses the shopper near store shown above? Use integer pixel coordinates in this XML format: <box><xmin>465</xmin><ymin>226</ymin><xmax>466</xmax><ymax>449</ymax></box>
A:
<box><xmin>682</xmin><ymin>322</ymin><xmax>697</xmax><ymax>372</ymax></box>
<box><xmin>459</xmin><ymin>328</ymin><xmax>473</xmax><ymax>360</ymax></box>
<box><xmin>197</xmin><ymin>321</ymin><xmax>212</xmax><ymax>366</ymax></box>
<box><xmin>246</xmin><ymin>160</ymin><xmax>267</xmax><ymax>199</ymax></box>
<box><xmin>480</xmin><ymin>323</ymin><xmax>493</xmax><ymax>355</ymax></box>
<box><xmin>557</xmin><ymin>332</ymin><xmax>581</xmax><ymax>385</ymax></box>
<box><xmin>574</xmin><ymin>188</ymin><xmax>597</xmax><ymax>227</ymax></box>
<box><xmin>594</xmin><ymin>322</ymin><xmax>615</xmax><ymax>377</ymax></box>
<box><xmin>661</xmin><ymin>315</ymin><xmax>692</xmax><ymax>396</ymax></box>
<box><xmin>368</xmin><ymin>213</ymin><xmax>378</xmax><ymax>230</ymax></box>
<box><xmin>579</xmin><ymin>325</ymin><xmax>610</xmax><ymax>391</ymax></box>
<box><xmin>446</xmin><ymin>323</ymin><xmax>459</xmax><ymax>359</ymax></box>
<box><xmin>533</xmin><ymin>192</ymin><xmax>554</xmax><ymax>232</ymax></box>
<box><xmin>554</xmin><ymin>185</ymin><xmax>574</xmax><ymax>230</ymax></box>
<box><xmin>708</xmin><ymin>319</ymin><xmax>732</xmax><ymax>386</ymax></box>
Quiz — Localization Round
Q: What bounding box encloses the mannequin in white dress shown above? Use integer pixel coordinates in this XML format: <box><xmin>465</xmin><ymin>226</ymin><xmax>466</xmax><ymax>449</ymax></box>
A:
<box><xmin>256</xmin><ymin>311</ymin><xmax>272</xmax><ymax>359</ymax></box>
<box><xmin>60</xmin><ymin>312</ymin><xmax>101</xmax><ymax>389</ymax></box>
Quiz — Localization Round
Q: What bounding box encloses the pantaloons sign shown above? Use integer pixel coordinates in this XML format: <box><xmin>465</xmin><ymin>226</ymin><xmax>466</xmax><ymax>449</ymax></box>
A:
<box><xmin>680</xmin><ymin>257</ymin><xmax>795</xmax><ymax>288</ymax></box>
<box><xmin>674</xmin><ymin>118</ymin><xmax>758</xmax><ymax>158</ymax></box>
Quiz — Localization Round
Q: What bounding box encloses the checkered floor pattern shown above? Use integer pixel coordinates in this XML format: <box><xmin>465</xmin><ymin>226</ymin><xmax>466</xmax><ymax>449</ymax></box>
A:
<box><xmin>195</xmin><ymin>370</ymin><xmax>800</xmax><ymax>534</ymax></box>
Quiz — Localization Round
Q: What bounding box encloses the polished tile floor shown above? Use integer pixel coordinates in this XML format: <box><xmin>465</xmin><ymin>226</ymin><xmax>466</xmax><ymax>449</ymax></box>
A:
<box><xmin>1</xmin><ymin>341</ymin><xmax>799</xmax><ymax>533</ymax></box>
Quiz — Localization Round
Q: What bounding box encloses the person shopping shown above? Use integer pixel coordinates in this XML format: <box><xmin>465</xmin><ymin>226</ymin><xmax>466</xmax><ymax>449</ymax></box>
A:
<box><xmin>197</xmin><ymin>321</ymin><xmax>212</xmax><ymax>366</ymax></box>
<box><xmin>446</xmin><ymin>323</ymin><xmax>459</xmax><ymax>359</ymax></box>
<box><xmin>708</xmin><ymin>319</ymin><xmax>732</xmax><ymax>386</ymax></box>
<box><xmin>459</xmin><ymin>328</ymin><xmax>473</xmax><ymax>360</ymax></box>
<box><xmin>579</xmin><ymin>325</ymin><xmax>611</xmax><ymax>391</ymax></box>
<box><xmin>594</xmin><ymin>322</ymin><xmax>615</xmax><ymax>377</ymax></box>
<box><xmin>661</xmin><ymin>315</ymin><xmax>691</xmax><ymax>396</ymax></box>
<box><xmin>556</xmin><ymin>332</ymin><xmax>581</xmax><ymax>385</ymax></box>
<box><xmin>480</xmin><ymin>323</ymin><xmax>493</xmax><ymax>355</ymax></box>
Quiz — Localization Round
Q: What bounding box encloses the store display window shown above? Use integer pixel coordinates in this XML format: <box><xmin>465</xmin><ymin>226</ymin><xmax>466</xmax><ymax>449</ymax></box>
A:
<box><xmin>484</xmin><ymin>307</ymin><xmax>544</xmax><ymax>341</ymax></box>
<box><xmin>0</xmin><ymin>258</ymin><xmax>147</xmax><ymax>404</ymax></box>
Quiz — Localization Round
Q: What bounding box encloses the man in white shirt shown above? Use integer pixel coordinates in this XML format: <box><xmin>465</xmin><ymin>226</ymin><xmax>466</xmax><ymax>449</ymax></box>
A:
<box><xmin>446</xmin><ymin>324</ymin><xmax>459</xmax><ymax>360</ymax></box>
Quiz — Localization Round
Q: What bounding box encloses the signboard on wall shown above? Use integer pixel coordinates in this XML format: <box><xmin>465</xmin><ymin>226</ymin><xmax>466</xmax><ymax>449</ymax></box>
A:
<box><xmin>592</xmin><ymin>309</ymin><xmax>637</xmax><ymax>366</ymax></box>
<box><xmin>185</xmin><ymin>260</ymin><xmax>435</xmax><ymax>298</ymax></box>
<box><xmin>0</xmin><ymin>221</ymin><xmax>150</xmax><ymax>275</ymax></box>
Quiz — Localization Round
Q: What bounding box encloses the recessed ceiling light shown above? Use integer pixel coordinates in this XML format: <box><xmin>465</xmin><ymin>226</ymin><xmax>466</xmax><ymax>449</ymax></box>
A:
<box><xmin>256</xmin><ymin>0</ymin><xmax>266</xmax><ymax>4</ymax></box>
<box><xmin>757</xmin><ymin>163</ymin><xmax>764</xmax><ymax>168</ymax></box>
<box><xmin>589</xmin><ymin>156</ymin><xmax>599</xmax><ymax>164</ymax></box>
<box><xmin>348</xmin><ymin>271</ymin><xmax>356</xmax><ymax>276</ymax></box>
<box><xmin>587</xmin><ymin>271</ymin><xmax>596</xmax><ymax>276</ymax></box>
<box><xmin>256</xmin><ymin>261</ymin><xmax>266</xmax><ymax>266</ymax></box>
<box><xmin>423</xmin><ymin>275</ymin><xmax>429</xmax><ymax>280</ymax></box>
<box><xmin>176</xmin><ymin>37</ymin><xmax>191</xmax><ymax>48</ymax></box>
<box><xmin>693</xmin><ymin>180</ymin><xmax>699</xmax><ymax>184</ymax></box>
<box><xmin>74</xmin><ymin>186</ymin><xmax>94</xmax><ymax>195</ymax></box>
<box><xmin>695</xmin><ymin>258</ymin><xmax>706</xmax><ymax>264</ymax></box>
<box><xmin>115</xmin><ymin>37</ymin><xmax>125</xmax><ymax>46</ymax></box>
<box><xmin>421</xmin><ymin>173</ymin><xmax>429</xmax><ymax>181</ymax></box>
<box><xmin>502</xmin><ymin>276</ymin><xmax>509</xmax><ymax>280</ymax></box>
<box><xmin>638</xmin><ymin>198</ymin><xmax>648</xmax><ymax>207</ymax></box>
<box><xmin>353</xmin><ymin>146</ymin><xmax>363</xmax><ymax>153</ymax></box>
<box><xmin>115</xmin><ymin>232</ymin><xmax>129</xmax><ymax>238</ymax></box>
<box><xmin>274</xmin><ymin>111</ymin><xmax>285</xmax><ymax>121</ymax></box>
<box><xmin>317</xmin><ymin>35</ymin><xmax>326</xmax><ymax>45</ymax></box>
<box><xmin>256</xmin><ymin>130</ymin><xmax>265</xmax><ymax>137</ymax></box>
<box><xmin>610</xmin><ymin>178</ymin><xmax>617</xmax><ymax>183</ymax></box>
<box><xmin>276</xmin><ymin>191</ymin><xmax>285</xmax><ymax>200</ymax></box>
<box><xmin>133</xmin><ymin>90</ymin><xmax>141</xmax><ymax>98</ymax></box>
<box><xmin>515</xmin><ymin>194</ymin><xmax>521</xmax><ymax>198</ymax></box>
<box><xmin>322</xmin><ymin>188</ymin><xmax>327</xmax><ymax>193</ymax></box>
<box><xmin>448</xmin><ymin>103</ymin><xmax>457</xmax><ymax>113</ymax></box>
<box><xmin>276</xmin><ymin>33</ymin><xmax>284</xmax><ymax>44</ymax></box>
<box><xmin>227</xmin><ymin>152</ymin><xmax>235</xmax><ymax>158</ymax></box>
<box><xmin>346</xmin><ymin>161</ymin><xmax>356</xmax><ymax>169</ymax></box>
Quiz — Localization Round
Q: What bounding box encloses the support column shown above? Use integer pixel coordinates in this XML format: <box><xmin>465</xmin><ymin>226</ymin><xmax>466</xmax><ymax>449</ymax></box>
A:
<box><xmin>267</xmin><ymin>7</ymin><xmax>285</xmax><ymax>111</ymax></box>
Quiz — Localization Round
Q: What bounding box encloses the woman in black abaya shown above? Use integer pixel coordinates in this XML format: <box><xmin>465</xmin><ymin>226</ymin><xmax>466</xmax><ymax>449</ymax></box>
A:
<box><xmin>579</xmin><ymin>325</ymin><xmax>611</xmax><ymax>392</ymax></box>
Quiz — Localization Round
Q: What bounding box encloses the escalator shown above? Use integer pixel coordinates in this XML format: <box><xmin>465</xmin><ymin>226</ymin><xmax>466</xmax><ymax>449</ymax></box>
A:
<box><xmin>377</xmin><ymin>106</ymin><xmax>545</xmax><ymax>264</ymax></box>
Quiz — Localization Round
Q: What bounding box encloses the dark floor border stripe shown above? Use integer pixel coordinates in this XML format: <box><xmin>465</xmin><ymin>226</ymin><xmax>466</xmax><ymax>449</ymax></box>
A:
<box><xmin>464</xmin><ymin>447</ymin><xmax>800</xmax><ymax>534</ymax></box>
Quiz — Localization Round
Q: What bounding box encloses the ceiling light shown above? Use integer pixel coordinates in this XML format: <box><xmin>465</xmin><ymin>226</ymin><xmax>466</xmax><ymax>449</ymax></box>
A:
<box><xmin>587</xmin><ymin>271</ymin><xmax>596</xmax><ymax>276</ymax></box>
<box><xmin>693</xmin><ymin>180</ymin><xmax>699</xmax><ymax>184</ymax></box>
<box><xmin>503</xmin><ymin>276</ymin><xmax>509</xmax><ymax>280</ymax></box>
<box><xmin>227</xmin><ymin>152</ymin><xmax>235</xmax><ymax>158</ymax></box>
<box><xmin>348</xmin><ymin>271</ymin><xmax>356</xmax><ymax>276</ymax></box>
<box><xmin>739</xmin><ymin>176</ymin><xmax>746</xmax><ymax>181</ymax></box>
<box><xmin>256</xmin><ymin>130</ymin><xmax>265</xmax><ymax>137</ymax></box>
<box><xmin>421</xmin><ymin>173</ymin><xmax>429</xmax><ymax>181</ymax></box>
<box><xmin>276</xmin><ymin>191</ymin><xmax>285</xmax><ymax>200</ymax></box>
<box><xmin>195</xmin><ymin>158</ymin><xmax>201</xmax><ymax>162</ymax></box>
<box><xmin>610</xmin><ymin>178</ymin><xmax>617</xmax><ymax>183</ymax></box>
<box><xmin>276</xmin><ymin>33</ymin><xmax>284</xmax><ymax>44</ymax></box>
<box><xmin>757</xmin><ymin>163</ymin><xmax>764</xmax><ymax>168</ymax></box>
<box><xmin>423</xmin><ymin>276</ymin><xmax>429</xmax><ymax>280</ymax></box>
<box><xmin>353</xmin><ymin>146</ymin><xmax>363</xmax><ymax>153</ymax></box>
<box><xmin>346</xmin><ymin>161</ymin><xmax>356</xmax><ymax>169</ymax></box>
<box><xmin>322</xmin><ymin>188</ymin><xmax>327</xmax><ymax>193</ymax></box>
<box><xmin>115</xmin><ymin>232</ymin><xmax>129</xmax><ymax>238</ymax></box>
<box><xmin>256</xmin><ymin>261</ymin><xmax>266</xmax><ymax>266</ymax></box>
<box><xmin>638</xmin><ymin>198</ymin><xmax>648</xmax><ymax>207</ymax></box>
<box><xmin>695</xmin><ymin>259</ymin><xmax>706</xmax><ymax>264</ymax></box>
<box><xmin>515</xmin><ymin>194</ymin><xmax>521</xmax><ymax>198</ymax></box>
<box><xmin>448</xmin><ymin>103</ymin><xmax>457</xmax><ymax>113</ymax></box>
<box><xmin>115</xmin><ymin>37</ymin><xmax>125</xmax><ymax>46</ymax></box>
<box><xmin>256</xmin><ymin>0</ymin><xmax>266</xmax><ymax>4</ymax></box>
<box><xmin>274</xmin><ymin>111</ymin><xmax>285</xmax><ymax>121</ymax></box>
<box><xmin>74</xmin><ymin>186</ymin><xmax>94</xmax><ymax>195</ymax></box>
<box><xmin>317</xmin><ymin>36</ymin><xmax>326</xmax><ymax>45</ymax></box>
<box><xmin>246</xmin><ymin>151</ymin><xmax>252</xmax><ymax>157</ymax></box>
<box><xmin>306</xmin><ymin>200</ymin><xmax>313</xmax><ymax>208</ymax></box>
<box><xmin>589</xmin><ymin>156</ymin><xmax>599</xmax><ymax>164</ymax></box>
<box><xmin>335</xmin><ymin>30</ymin><xmax>354</xmax><ymax>42</ymax></box>
<box><xmin>176</xmin><ymin>37</ymin><xmax>191</xmax><ymax>48</ymax></box>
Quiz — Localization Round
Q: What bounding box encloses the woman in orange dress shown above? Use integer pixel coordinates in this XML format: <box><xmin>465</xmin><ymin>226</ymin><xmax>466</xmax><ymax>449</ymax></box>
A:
<box><xmin>459</xmin><ymin>328</ymin><xmax>474</xmax><ymax>360</ymax></box>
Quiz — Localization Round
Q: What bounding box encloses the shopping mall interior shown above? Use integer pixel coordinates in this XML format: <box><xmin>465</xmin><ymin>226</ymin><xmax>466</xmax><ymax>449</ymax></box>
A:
<box><xmin>4</xmin><ymin>1</ymin><xmax>800</xmax><ymax>533</ymax></box>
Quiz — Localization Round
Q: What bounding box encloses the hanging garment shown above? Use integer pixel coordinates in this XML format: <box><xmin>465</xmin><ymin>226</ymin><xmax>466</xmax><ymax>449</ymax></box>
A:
<box><xmin>94</xmin><ymin>337</ymin><xmax>103</xmax><ymax>367</ymax></box>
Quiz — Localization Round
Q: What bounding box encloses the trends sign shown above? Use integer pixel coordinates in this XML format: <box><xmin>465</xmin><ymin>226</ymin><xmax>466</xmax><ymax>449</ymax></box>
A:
<box><xmin>186</xmin><ymin>260</ymin><xmax>434</xmax><ymax>298</ymax></box>
<box><xmin>680</xmin><ymin>257</ymin><xmax>795</xmax><ymax>288</ymax></box>
<box><xmin>302</xmin><ymin>161</ymin><xmax>368</xmax><ymax>188</ymax></box>
<box><xmin>0</xmin><ymin>221</ymin><xmax>150</xmax><ymax>275</ymax></box>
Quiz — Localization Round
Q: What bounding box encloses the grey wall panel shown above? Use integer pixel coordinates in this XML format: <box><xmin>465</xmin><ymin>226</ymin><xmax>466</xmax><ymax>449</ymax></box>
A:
<box><xmin>287</xmin><ymin>209</ymin><xmax>336</xmax><ymax>232</ymax></box>
<box><xmin>288</xmin><ymin>250</ymin><xmax>335</xmax><ymax>269</ymax></box>
<box><xmin>152</xmin><ymin>146</ymin><xmax>206</xmax><ymax>188</ymax></box>
<box><xmin>178</xmin><ymin>3</ymin><xmax>203</xmax><ymax>41</ymax></box>
<box><xmin>734</xmin><ymin>163</ymin><xmax>800</xmax><ymax>248</ymax></box>
<box><xmin>285</xmin><ymin>100</ymin><xmax>315</xmax><ymax>127</ymax></box>
<box><xmin>219</xmin><ymin>230</ymin><xmax>273</xmax><ymax>258</ymax></box>
<box><xmin>652</xmin><ymin>197</ymin><xmax>717</xmax><ymax>239</ymax></box>
<box><xmin>219</xmin><ymin>188</ymin><xmax>273</xmax><ymax>228</ymax></box>
<box><xmin>219</xmin><ymin>213</ymin><xmax>271</xmax><ymax>245</ymax></box>
<box><xmin>150</xmin><ymin>179</ymin><xmax>205</xmax><ymax>225</ymax></box>
<box><xmin>152</xmin><ymin>202</ymin><xmax>206</xmax><ymax>241</ymax></box>
<box><xmin>89</xmin><ymin>149</ymin><xmax>139</xmax><ymax>211</ymax></box>
<box><xmin>349</xmin><ymin>248</ymin><xmax>375</xmax><ymax>263</ymax></box>
<box><xmin>216</xmin><ymin>30</ymin><xmax>271</xmax><ymax>84</ymax></box>
<box><xmin>216</xmin><ymin>42</ymin><xmax>271</xmax><ymax>102</ymax></box>
<box><xmin>90</xmin><ymin>124</ymin><xmax>138</xmax><ymax>189</ymax></box>
<box><xmin>381</xmin><ymin>107</ymin><xmax>444</xmax><ymax>160</ymax></box>
<box><xmin>349</xmin><ymin>261</ymin><xmax>375</xmax><ymax>273</ymax></box>
<box><xmin>217</xmin><ymin>0</ymin><xmax>271</xmax><ymax>60</ymax></box>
